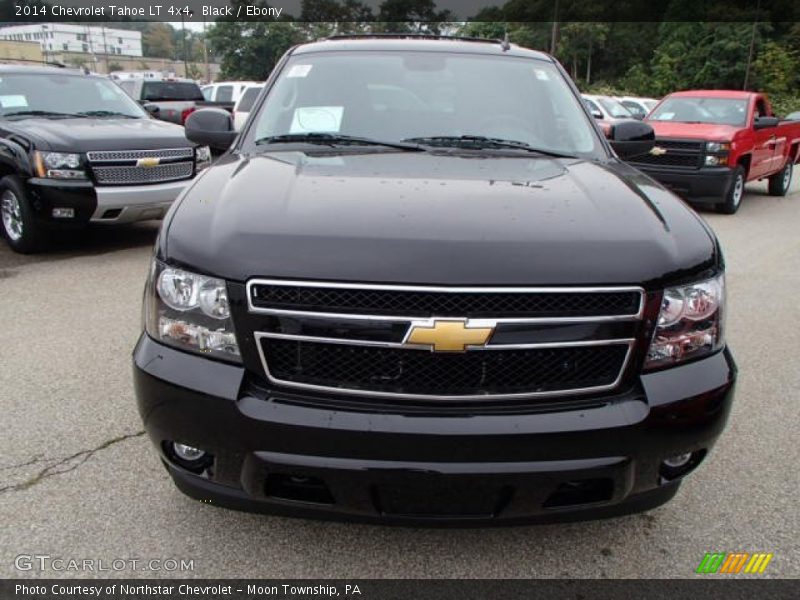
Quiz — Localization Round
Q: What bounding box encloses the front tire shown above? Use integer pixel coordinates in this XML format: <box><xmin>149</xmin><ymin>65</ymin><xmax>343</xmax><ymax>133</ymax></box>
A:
<box><xmin>768</xmin><ymin>161</ymin><xmax>793</xmax><ymax>196</ymax></box>
<box><xmin>0</xmin><ymin>175</ymin><xmax>47</xmax><ymax>253</ymax></box>
<box><xmin>717</xmin><ymin>166</ymin><xmax>745</xmax><ymax>215</ymax></box>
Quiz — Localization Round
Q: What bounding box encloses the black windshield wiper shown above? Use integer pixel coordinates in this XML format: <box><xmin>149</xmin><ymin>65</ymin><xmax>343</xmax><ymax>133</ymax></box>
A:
<box><xmin>255</xmin><ymin>133</ymin><xmax>424</xmax><ymax>151</ymax></box>
<box><xmin>403</xmin><ymin>135</ymin><xmax>577</xmax><ymax>158</ymax></box>
<box><xmin>77</xmin><ymin>110</ymin><xmax>140</xmax><ymax>118</ymax></box>
<box><xmin>3</xmin><ymin>110</ymin><xmax>86</xmax><ymax>119</ymax></box>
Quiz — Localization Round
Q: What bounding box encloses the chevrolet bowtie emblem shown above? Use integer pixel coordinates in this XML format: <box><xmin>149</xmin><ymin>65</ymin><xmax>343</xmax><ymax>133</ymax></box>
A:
<box><xmin>405</xmin><ymin>319</ymin><xmax>494</xmax><ymax>352</ymax></box>
<box><xmin>136</xmin><ymin>157</ymin><xmax>161</xmax><ymax>167</ymax></box>
<box><xmin>649</xmin><ymin>146</ymin><xmax>667</xmax><ymax>156</ymax></box>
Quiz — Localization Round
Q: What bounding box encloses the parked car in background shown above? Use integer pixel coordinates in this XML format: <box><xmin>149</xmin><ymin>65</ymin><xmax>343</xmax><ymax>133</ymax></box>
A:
<box><xmin>202</xmin><ymin>81</ymin><xmax>260</xmax><ymax>105</ymax></box>
<box><xmin>0</xmin><ymin>65</ymin><xmax>209</xmax><ymax>253</ymax></box>
<box><xmin>632</xmin><ymin>90</ymin><xmax>800</xmax><ymax>214</ymax></box>
<box><xmin>117</xmin><ymin>77</ymin><xmax>235</xmax><ymax>125</ymax></box>
<box><xmin>233</xmin><ymin>84</ymin><xmax>264</xmax><ymax>131</ymax></box>
<box><xmin>582</xmin><ymin>94</ymin><xmax>635</xmax><ymax>121</ymax></box>
<box><xmin>786</xmin><ymin>111</ymin><xmax>800</xmax><ymax>121</ymax></box>
<box><xmin>617</xmin><ymin>96</ymin><xmax>659</xmax><ymax>120</ymax></box>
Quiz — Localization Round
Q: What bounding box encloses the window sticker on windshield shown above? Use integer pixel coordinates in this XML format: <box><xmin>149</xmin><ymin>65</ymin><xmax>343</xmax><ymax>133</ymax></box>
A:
<box><xmin>287</xmin><ymin>64</ymin><xmax>313</xmax><ymax>78</ymax></box>
<box><xmin>534</xmin><ymin>69</ymin><xmax>550</xmax><ymax>81</ymax></box>
<box><xmin>0</xmin><ymin>95</ymin><xmax>28</xmax><ymax>109</ymax></box>
<box><xmin>290</xmin><ymin>106</ymin><xmax>344</xmax><ymax>133</ymax></box>
<box><xmin>656</xmin><ymin>112</ymin><xmax>675</xmax><ymax>120</ymax></box>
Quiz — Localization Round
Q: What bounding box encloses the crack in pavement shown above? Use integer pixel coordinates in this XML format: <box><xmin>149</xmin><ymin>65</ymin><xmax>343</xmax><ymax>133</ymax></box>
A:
<box><xmin>0</xmin><ymin>430</ymin><xmax>145</xmax><ymax>494</ymax></box>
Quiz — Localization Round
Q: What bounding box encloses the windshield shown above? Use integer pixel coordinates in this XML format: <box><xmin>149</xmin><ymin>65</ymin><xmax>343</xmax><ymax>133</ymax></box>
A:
<box><xmin>142</xmin><ymin>81</ymin><xmax>204</xmax><ymax>102</ymax></box>
<box><xmin>649</xmin><ymin>97</ymin><xmax>748</xmax><ymax>126</ymax></box>
<box><xmin>620</xmin><ymin>100</ymin><xmax>646</xmax><ymax>118</ymax></box>
<box><xmin>247</xmin><ymin>51</ymin><xmax>601</xmax><ymax>157</ymax></box>
<box><xmin>0</xmin><ymin>73</ymin><xmax>146</xmax><ymax>118</ymax></box>
<box><xmin>598</xmin><ymin>97</ymin><xmax>632</xmax><ymax>118</ymax></box>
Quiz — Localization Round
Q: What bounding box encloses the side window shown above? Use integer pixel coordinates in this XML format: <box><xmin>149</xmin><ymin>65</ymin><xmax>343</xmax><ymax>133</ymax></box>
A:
<box><xmin>754</xmin><ymin>99</ymin><xmax>767</xmax><ymax>120</ymax></box>
<box><xmin>216</xmin><ymin>85</ymin><xmax>234</xmax><ymax>103</ymax></box>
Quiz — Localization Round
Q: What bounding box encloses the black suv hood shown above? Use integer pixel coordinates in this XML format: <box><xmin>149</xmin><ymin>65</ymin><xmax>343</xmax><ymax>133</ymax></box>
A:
<box><xmin>164</xmin><ymin>151</ymin><xmax>718</xmax><ymax>286</ymax></box>
<box><xmin>2</xmin><ymin>117</ymin><xmax>191</xmax><ymax>152</ymax></box>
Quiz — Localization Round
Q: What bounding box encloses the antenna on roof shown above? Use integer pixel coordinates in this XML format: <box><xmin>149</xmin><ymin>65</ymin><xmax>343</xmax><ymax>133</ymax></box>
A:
<box><xmin>500</xmin><ymin>31</ymin><xmax>510</xmax><ymax>51</ymax></box>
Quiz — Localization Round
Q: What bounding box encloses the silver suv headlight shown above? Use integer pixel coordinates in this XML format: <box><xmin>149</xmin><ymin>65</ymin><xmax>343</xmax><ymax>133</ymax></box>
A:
<box><xmin>645</xmin><ymin>274</ymin><xmax>725</xmax><ymax>369</ymax></box>
<box><xmin>33</xmin><ymin>151</ymin><xmax>87</xmax><ymax>180</ymax></box>
<box><xmin>144</xmin><ymin>260</ymin><xmax>241</xmax><ymax>362</ymax></box>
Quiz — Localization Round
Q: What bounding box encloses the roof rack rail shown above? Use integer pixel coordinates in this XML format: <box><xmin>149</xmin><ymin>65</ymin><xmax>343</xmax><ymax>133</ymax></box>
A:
<box><xmin>324</xmin><ymin>33</ymin><xmax>504</xmax><ymax>45</ymax></box>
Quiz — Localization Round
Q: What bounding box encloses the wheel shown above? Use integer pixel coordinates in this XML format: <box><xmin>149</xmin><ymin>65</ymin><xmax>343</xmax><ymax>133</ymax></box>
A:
<box><xmin>768</xmin><ymin>161</ymin><xmax>793</xmax><ymax>196</ymax></box>
<box><xmin>716</xmin><ymin>166</ymin><xmax>745</xmax><ymax>215</ymax></box>
<box><xmin>0</xmin><ymin>175</ymin><xmax>47</xmax><ymax>253</ymax></box>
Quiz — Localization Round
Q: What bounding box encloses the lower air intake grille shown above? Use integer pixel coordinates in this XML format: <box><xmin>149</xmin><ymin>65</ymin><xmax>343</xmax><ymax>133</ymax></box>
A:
<box><xmin>261</xmin><ymin>339</ymin><xmax>629</xmax><ymax>398</ymax></box>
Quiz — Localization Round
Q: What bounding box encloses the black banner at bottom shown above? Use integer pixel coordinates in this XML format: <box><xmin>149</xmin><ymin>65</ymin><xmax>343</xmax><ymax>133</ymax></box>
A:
<box><xmin>2</xmin><ymin>579</ymin><xmax>797</xmax><ymax>600</ymax></box>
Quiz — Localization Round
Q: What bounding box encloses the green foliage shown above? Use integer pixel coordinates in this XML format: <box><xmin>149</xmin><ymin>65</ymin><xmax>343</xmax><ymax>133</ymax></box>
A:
<box><xmin>751</xmin><ymin>41</ymin><xmax>798</xmax><ymax>96</ymax></box>
<box><xmin>107</xmin><ymin>62</ymin><xmax>123</xmax><ymax>72</ymax></box>
<box><xmin>207</xmin><ymin>7</ymin><xmax>303</xmax><ymax>81</ymax></box>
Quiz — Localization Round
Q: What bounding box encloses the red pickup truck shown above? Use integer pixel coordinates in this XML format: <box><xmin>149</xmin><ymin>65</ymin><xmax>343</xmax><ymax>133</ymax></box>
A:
<box><xmin>630</xmin><ymin>90</ymin><xmax>800</xmax><ymax>214</ymax></box>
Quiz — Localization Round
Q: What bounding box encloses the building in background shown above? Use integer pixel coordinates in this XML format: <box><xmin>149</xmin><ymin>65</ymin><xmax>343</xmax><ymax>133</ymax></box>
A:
<box><xmin>0</xmin><ymin>24</ymin><xmax>143</xmax><ymax>59</ymax></box>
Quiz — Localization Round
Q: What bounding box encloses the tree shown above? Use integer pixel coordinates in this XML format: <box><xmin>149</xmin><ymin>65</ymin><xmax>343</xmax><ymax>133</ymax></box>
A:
<box><xmin>557</xmin><ymin>22</ymin><xmax>608</xmax><ymax>84</ymax></box>
<box><xmin>374</xmin><ymin>0</ymin><xmax>454</xmax><ymax>34</ymax></box>
<box><xmin>143</xmin><ymin>23</ymin><xmax>175</xmax><ymax>59</ymax></box>
<box><xmin>207</xmin><ymin>4</ymin><xmax>304</xmax><ymax>80</ymax></box>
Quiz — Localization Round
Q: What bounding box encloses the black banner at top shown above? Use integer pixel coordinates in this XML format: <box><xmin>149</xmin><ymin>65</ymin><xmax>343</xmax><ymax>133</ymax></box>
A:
<box><xmin>1</xmin><ymin>0</ymin><xmax>799</xmax><ymax>23</ymax></box>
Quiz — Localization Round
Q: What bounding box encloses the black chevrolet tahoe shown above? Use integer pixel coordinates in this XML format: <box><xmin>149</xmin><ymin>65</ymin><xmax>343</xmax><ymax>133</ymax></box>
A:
<box><xmin>0</xmin><ymin>66</ymin><xmax>210</xmax><ymax>253</ymax></box>
<box><xmin>133</xmin><ymin>37</ymin><xmax>736</xmax><ymax>525</ymax></box>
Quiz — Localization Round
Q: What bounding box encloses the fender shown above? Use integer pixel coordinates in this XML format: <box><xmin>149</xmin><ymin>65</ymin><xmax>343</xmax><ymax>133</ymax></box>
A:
<box><xmin>0</xmin><ymin>135</ymin><xmax>35</xmax><ymax>179</ymax></box>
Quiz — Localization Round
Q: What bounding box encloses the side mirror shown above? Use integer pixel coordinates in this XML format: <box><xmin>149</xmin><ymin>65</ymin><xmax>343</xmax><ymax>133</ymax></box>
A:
<box><xmin>142</xmin><ymin>103</ymin><xmax>160</xmax><ymax>115</ymax></box>
<box><xmin>590</xmin><ymin>109</ymin><xmax>603</xmax><ymax>120</ymax></box>
<box><xmin>185</xmin><ymin>108</ymin><xmax>236</xmax><ymax>151</ymax></box>
<box><xmin>753</xmin><ymin>116</ymin><xmax>779</xmax><ymax>130</ymax></box>
<box><xmin>609</xmin><ymin>120</ymin><xmax>655</xmax><ymax>159</ymax></box>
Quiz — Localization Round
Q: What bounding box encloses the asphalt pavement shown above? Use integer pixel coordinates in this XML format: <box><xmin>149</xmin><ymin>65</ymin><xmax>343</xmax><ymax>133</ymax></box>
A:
<box><xmin>1</xmin><ymin>179</ymin><xmax>798</xmax><ymax>579</ymax></box>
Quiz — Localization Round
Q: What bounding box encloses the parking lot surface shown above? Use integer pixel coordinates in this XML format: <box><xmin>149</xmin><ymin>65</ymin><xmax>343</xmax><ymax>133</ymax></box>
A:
<box><xmin>1</xmin><ymin>180</ymin><xmax>798</xmax><ymax>579</ymax></box>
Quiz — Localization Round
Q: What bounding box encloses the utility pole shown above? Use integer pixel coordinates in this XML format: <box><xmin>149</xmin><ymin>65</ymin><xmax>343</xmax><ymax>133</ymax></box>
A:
<box><xmin>202</xmin><ymin>15</ymin><xmax>210</xmax><ymax>82</ymax></box>
<box><xmin>101</xmin><ymin>25</ymin><xmax>109</xmax><ymax>74</ymax></box>
<box><xmin>550</xmin><ymin>0</ymin><xmax>559</xmax><ymax>55</ymax></box>
<box><xmin>743</xmin><ymin>0</ymin><xmax>760</xmax><ymax>90</ymax></box>
<box><xmin>180</xmin><ymin>13</ymin><xmax>189</xmax><ymax>77</ymax></box>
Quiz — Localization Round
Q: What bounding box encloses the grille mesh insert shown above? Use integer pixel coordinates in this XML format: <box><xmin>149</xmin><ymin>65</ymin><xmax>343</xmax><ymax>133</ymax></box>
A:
<box><xmin>92</xmin><ymin>162</ymin><xmax>193</xmax><ymax>185</ymax></box>
<box><xmin>262</xmin><ymin>338</ymin><xmax>629</xmax><ymax>397</ymax></box>
<box><xmin>251</xmin><ymin>284</ymin><xmax>641</xmax><ymax>318</ymax></box>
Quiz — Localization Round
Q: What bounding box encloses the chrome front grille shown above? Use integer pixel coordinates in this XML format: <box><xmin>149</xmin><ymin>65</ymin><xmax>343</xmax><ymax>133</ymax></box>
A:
<box><xmin>92</xmin><ymin>162</ymin><xmax>194</xmax><ymax>185</ymax></box>
<box><xmin>247</xmin><ymin>280</ymin><xmax>644</xmax><ymax>401</ymax></box>
<box><xmin>87</xmin><ymin>147</ymin><xmax>195</xmax><ymax>185</ymax></box>
<box><xmin>87</xmin><ymin>148</ymin><xmax>194</xmax><ymax>162</ymax></box>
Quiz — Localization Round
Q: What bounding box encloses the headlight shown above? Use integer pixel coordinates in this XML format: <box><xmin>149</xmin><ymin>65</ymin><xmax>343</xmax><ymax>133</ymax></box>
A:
<box><xmin>194</xmin><ymin>145</ymin><xmax>211</xmax><ymax>171</ymax></box>
<box><xmin>33</xmin><ymin>151</ymin><xmax>87</xmax><ymax>179</ymax></box>
<box><xmin>144</xmin><ymin>261</ymin><xmax>240</xmax><ymax>362</ymax></box>
<box><xmin>705</xmin><ymin>142</ymin><xmax>730</xmax><ymax>153</ymax></box>
<box><xmin>645</xmin><ymin>274</ymin><xmax>725</xmax><ymax>369</ymax></box>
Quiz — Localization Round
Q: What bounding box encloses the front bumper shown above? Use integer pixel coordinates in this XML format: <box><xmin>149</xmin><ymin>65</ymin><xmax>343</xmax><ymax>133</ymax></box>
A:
<box><xmin>26</xmin><ymin>177</ymin><xmax>191</xmax><ymax>227</ymax></box>
<box><xmin>133</xmin><ymin>335</ymin><xmax>736</xmax><ymax>525</ymax></box>
<box><xmin>632</xmin><ymin>165</ymin><xmax>736</xmax><ymax>205</ymax></box>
